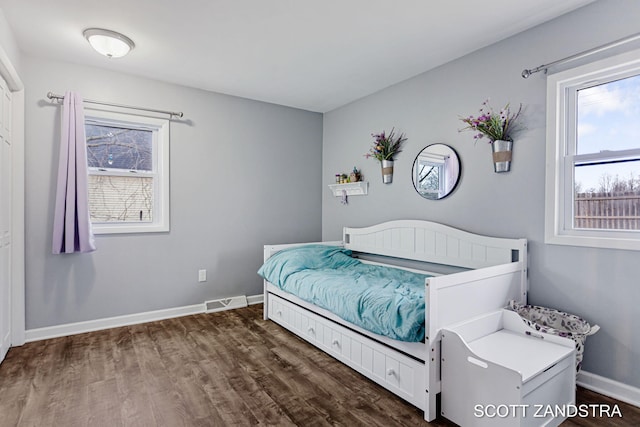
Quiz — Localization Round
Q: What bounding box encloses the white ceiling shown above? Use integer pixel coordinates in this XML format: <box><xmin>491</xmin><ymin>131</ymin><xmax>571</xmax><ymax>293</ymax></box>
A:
<box><xmin>0</xmin><ymin>0</ymin><xmax>595</xmax><ymax>112</ymax></box>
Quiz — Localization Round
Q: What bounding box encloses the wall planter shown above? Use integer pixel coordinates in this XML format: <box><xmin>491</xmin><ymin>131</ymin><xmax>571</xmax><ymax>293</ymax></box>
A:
<box><xmin>459</xmin><ymin>100</ymin><xmax>523</xmax><ymax>174</ymax></box>
<box><xmin>365</xmin><ymin>128</ymin><xmax>407</xmax><ymax>185</ymax></box>
<box><xmin>381</xmin><ymin>160</ymin><xmax>394</xmax><ymax>183</ymax></box>
<box><xmin>491</xmin><ymin>140</ymin><xmax>513</xmax><ymax>173</ymax></box>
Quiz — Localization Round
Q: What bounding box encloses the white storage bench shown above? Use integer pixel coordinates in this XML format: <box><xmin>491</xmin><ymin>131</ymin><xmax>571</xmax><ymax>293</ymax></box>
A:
<box><xmin>441</xmin><ymin>309</ymin><xmax>576</xmax><ymax>427</ymax></box>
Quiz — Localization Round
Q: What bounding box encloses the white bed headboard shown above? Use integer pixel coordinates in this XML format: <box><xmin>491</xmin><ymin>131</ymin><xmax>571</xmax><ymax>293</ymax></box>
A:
<box><xmin>343</xmin><ymin>220</ymin><xmax>527</xmax><ymax>270</ymax></box>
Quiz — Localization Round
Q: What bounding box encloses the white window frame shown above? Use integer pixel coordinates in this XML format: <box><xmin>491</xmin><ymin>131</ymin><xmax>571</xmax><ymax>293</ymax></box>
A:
<box><xmin>545</xmin><ymin>48</ymin><xmax>640</xmax><ymax>251</ymax></box>
<box><xmin>85</xmin><ymin>109</ymin><xmax>170</xmax><ymax>234</ymax></box>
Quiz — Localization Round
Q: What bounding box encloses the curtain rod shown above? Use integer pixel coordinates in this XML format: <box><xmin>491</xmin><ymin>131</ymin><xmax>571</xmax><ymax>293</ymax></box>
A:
<box><xmin>521</xmin><ymin>32</ymin><xmax>640</xmax><ymax>78</ymax></box>
<box><xmin>46</xmin><ymin>92</ymin><xmax>184</xmax><ymax>118</ymax></box>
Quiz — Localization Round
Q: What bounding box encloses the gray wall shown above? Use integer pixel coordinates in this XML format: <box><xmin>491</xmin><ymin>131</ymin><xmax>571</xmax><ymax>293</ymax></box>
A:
<box><xmin>322</xmin><ymin>0</ymin><xmax>640</xmax><ymax>388</ymax></box>
<box><xmin>0</xmin><ymin>9</ymin><xmax>20</xmax><ymax>74</ymax></box>
<box><xmin>24</xmin><ymin>55</ymin><xmax>322</xmax><ymax>329</ymax></box>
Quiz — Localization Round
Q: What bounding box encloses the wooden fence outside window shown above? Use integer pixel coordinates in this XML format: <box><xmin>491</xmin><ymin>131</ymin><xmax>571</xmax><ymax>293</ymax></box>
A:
<box><xmin>574</xmin><ymin>192</ymin><xmax>640</xmax><ymax>230</ymax></box>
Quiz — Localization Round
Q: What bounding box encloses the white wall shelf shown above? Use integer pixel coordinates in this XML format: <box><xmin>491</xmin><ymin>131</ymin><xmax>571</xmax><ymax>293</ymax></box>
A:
<box><xmin>328</xmin><ymin>181</ymin><xmax>368</xmax><ymax>197</ymax></box>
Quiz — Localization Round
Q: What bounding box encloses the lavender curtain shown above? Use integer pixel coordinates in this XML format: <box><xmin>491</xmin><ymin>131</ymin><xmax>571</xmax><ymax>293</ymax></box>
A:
<box><xmin>52</xmin><ymin>91</ymin><xmax>96</xmax><ymax>254</ymax></box>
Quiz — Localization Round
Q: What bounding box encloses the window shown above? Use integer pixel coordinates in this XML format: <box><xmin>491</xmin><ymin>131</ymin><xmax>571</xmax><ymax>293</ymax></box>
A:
<box><xmin>85</xmin><ymin>110</ymin><xmax>169</xmax><ymax>234</ymax></box>
<box><xmin>545</xmin><ymin>49</ymin><xmax>640</xmax><ymax>250</ymax></box>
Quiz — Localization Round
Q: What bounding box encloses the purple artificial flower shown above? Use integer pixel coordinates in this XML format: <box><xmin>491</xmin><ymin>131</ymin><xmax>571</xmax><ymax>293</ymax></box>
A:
<box><xmin>459</xmin><ymin>100</ymin><xmax>523</xmax><ymax>143</ymax></box>
<box><xmin>365</xmin><ymin>128</ymin><xmax>407</xmax><ymax>162</ymax></box>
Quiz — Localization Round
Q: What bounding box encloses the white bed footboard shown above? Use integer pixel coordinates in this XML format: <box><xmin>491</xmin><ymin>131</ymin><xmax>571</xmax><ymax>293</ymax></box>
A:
<box><xmin>426</xmin><ymin>261</ymin><xmax>526</xmax><ymax>343</ymax></box>
<box><xmin>423</xmin><ymin>260</ymin><xmax>526</xmax><ymax>421</ymax></box>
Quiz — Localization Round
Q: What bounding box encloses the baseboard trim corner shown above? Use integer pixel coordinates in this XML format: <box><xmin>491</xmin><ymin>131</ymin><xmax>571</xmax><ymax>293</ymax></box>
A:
<box><xmin>24</xmin><ymin>293</ymin><xmax>264</xmax><ymax>343</ymax></box>
<box><xmin>577</xmin><ymin>370</ymin><xmax>640</xmax><ymax>408</ymax></box>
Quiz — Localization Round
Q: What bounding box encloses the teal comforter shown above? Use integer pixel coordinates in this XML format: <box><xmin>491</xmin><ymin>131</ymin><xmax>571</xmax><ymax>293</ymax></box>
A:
<box><xmin>258</xmin><ymin>245</ymin><xmax>429</xmax><ymax>342</ymax></box>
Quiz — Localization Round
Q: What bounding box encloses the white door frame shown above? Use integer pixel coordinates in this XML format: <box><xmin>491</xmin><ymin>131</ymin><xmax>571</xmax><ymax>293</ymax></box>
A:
<box><xmin>0</xmin><ymin>45</ymin><xmax>25</xmax><ymax>346</ymax></box>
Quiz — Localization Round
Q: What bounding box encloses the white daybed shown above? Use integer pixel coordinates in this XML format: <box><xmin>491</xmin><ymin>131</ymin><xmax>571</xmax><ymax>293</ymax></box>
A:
<box><xmin>262</xmin><ymin>220</ymin><xmax>529</xmax><ymax>422</ymax></box>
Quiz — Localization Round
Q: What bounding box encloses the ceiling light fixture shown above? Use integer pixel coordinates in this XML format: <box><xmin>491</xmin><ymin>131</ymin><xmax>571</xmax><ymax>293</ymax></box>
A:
<box><xmin>83</xmin><ymin>28</ymin><xmax>135</xmax><ymax>58</ymax></box>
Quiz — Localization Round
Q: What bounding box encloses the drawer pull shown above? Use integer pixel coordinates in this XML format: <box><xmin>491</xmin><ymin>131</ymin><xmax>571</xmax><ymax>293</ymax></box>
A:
<box><xmin>276</xmin><ymin>310</ymin><xmax>282</xmax><ymax>317</ymax></box>
<box><xmin>387</xmin><ymin>368</ymin><xmax>396</xmax><ymax>377</ymax></box>
<box><xmin>332</xmin><ymin>339</ymin><xmax>340</xmax><ymax>347</ymax></box>
<box><xmin>307</xmin><ymin>326</ymin><xmax>315</xmax><ymax>334</ymax></box>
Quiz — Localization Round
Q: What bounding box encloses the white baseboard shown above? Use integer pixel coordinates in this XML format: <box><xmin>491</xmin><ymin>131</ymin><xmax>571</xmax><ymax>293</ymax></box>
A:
<box><xmin>577</xmin><ymin>370</ymin><xmax>640</xmax><ymax>408</ymax></box>
<box><xmin>247</xmin><ymin>294</ymin><xmax>264</xmax><ymax>305</ymax></box>
<box><xmin>25</xmin><ymin>293</ymin><xmax>264</xmax><ymax>343</ymax></box>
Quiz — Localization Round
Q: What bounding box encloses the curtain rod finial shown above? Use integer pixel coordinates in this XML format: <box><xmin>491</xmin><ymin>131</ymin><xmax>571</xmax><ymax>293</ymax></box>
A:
<box><xmin>521</xmin><ymin>69</ymin><xmax>531</xmax><ymax>79</ymax></box>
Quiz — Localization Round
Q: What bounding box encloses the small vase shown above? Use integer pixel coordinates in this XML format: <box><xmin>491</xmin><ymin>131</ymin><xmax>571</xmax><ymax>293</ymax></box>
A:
<box><xmin>491</xmin><ymin>140</ymin><xmax>513</xmax><ymax>173</ymax></box>
<box><xmin>381</xmin><ymin>159</ymin><xmax>394</xmax><ymax>184</ymax></box>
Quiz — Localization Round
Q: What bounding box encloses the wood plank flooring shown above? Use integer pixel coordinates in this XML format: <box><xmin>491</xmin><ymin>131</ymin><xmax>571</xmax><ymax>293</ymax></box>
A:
<box><xmin>0</xmin><ymin>304</ymin><xmax>637</xmax><ymax>426</ymax></box>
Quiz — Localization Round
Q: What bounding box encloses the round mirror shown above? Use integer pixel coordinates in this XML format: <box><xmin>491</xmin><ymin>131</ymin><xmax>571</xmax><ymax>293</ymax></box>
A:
<box><xmin>412</xmin><ymin>144</ymin><xmax>460</xmax><ymax>200</ymax></box>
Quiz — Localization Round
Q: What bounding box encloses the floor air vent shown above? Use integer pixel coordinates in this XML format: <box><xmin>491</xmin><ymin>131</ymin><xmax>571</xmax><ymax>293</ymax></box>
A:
<box><xmin>205</xmin><ymin>295</ymin><xmax>248</xmax><ymax>313</ymax></box>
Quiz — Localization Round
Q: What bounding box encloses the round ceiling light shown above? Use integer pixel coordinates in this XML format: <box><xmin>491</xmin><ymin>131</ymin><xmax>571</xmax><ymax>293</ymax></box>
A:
<box><xmin>83</xmin><ymin>28</ymin><xmax>135</xmax><ymax>58</ymax></box>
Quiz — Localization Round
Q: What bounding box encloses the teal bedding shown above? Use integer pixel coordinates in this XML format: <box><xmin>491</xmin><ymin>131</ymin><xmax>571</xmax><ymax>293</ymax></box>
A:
<box><xmin>258</xmin><ymin>244</ymin><xmax>430</xmax><ymax>342</ymax></box>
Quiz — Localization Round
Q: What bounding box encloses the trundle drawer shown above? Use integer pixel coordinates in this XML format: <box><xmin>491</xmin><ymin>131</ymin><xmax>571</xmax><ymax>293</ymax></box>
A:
<box><xmin>267</xmin><ymin>293</ymin><xmax>425</xmax><ymax>409</ymax></box>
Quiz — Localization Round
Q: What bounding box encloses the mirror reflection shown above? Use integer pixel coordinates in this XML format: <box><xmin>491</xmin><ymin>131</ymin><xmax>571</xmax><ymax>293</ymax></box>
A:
<box><xmin>412</xmin><ymin>144</ymin><xmax>460</xmax><ymax>200</ymax></box>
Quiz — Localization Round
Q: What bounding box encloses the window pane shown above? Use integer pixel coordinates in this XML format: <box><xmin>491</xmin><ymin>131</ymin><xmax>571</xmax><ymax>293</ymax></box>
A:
<box><xmin>574</xmin><ymin>160</ymin><xmax>640</xmax><ymax>230</ymax></box>
<box><xmin>577</xmin><ymin>74</ymin><xmax>640</xmax><ymax>155</ymax></box>
<box><xmin>414</xmin><ymin>161</ymin><xmax>442</xmax><ymax>199</ymax></box>
<box><xmin>89</xmin><ymin>175</ymin><xmax>153</xmax><ymax>223</ymax></box>
<box><xmin>86</xmin><ymin>124</ymin><xmax>152</xmax><ymax>171</ymax></box>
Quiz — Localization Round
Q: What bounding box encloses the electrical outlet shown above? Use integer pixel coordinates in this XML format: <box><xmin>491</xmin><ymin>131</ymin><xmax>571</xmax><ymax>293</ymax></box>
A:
<box><xmin>198</xmin><ymin>269</ymin><xmax>207</xmax><ymax>282</ymax></box>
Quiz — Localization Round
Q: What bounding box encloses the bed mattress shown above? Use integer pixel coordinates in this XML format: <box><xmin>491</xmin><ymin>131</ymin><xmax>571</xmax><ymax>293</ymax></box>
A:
<box><xmin>258</xmin><ymin>244</ymin><xmax>430</xmax><ymax>342</ymax></box>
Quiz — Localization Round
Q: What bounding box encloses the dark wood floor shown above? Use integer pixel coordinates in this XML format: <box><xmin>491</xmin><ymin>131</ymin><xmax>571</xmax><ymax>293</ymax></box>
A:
<box><xmin>0</xmin><ymin>305</ymin><xmax>637</xmax><ymax>426</ymax></box>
